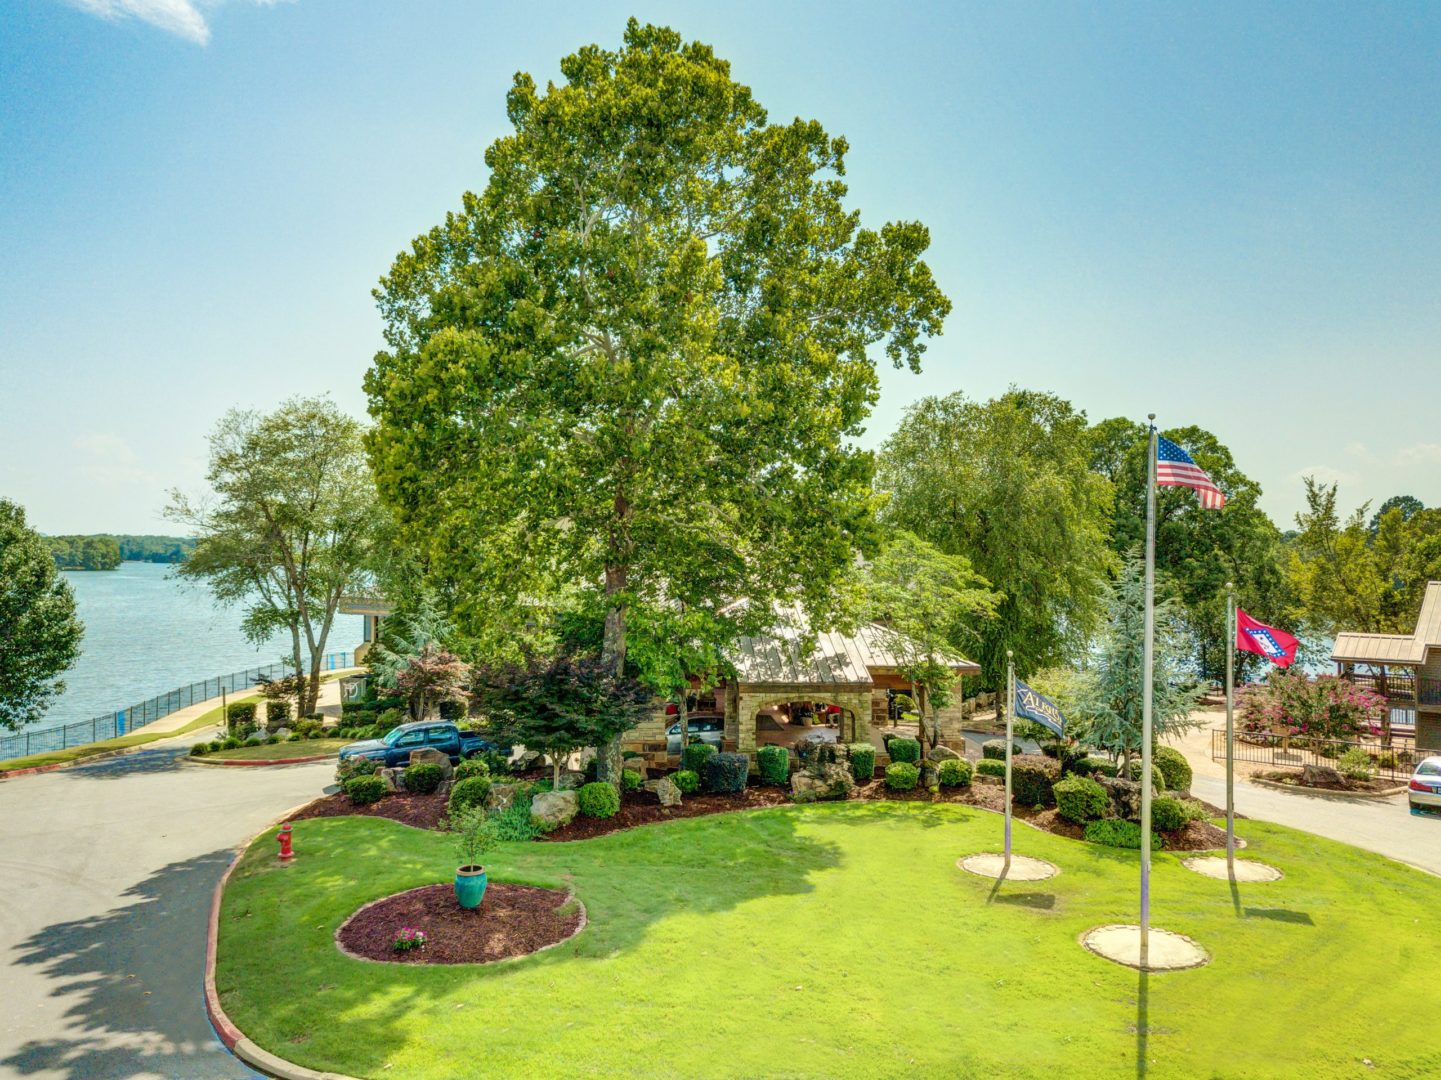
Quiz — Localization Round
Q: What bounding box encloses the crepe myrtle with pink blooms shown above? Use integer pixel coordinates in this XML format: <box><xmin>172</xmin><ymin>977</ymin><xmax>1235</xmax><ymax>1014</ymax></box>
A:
<box><xmin>1238</xmin><ymin>670</ymin><xmax>1387</xmax><ymax>741</ymax></box>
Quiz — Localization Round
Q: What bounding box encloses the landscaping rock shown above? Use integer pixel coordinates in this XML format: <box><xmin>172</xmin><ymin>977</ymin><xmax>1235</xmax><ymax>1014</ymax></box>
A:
<box><xmin>927</xmin><ymin>744</ymin><xmax>961</xmax><ymax>762</ymax></box>
<box><xmin>486</xmin><ymin>782</ymin><xmax>524</xmax><ymax>812</ymax></box>
<box><xmin>1302</xmin><ymin>763</ymin><xmax>1346</xmax><ymax>787</ymax></box>
<box><xmin>643</xmin><ymin>776</ymin><xmax>682</xmax><ymax>807</ymax></box>
<box><xmin>1100</xmin><ymin>776</ymin><xmax>1144</xmax><ymax>821</ymax></box>
<box><xmin>791</xmin><ymin>763</ymin><xmax>855</xmax><ymax>803</ymax></box>
<box><xmin>558</xmin><ymin>770</ymin><xmax>585</xmax><ymax>790</ymax></box>
<box><xmin>407</xmin><ymin>746</ymin><xmax>453</xmax><ymax>780</ymax></box>
<box><xmin>516</xmin><ymin>750</ymin><xmax>543</xmax><ymax>771</ymax></box>
<box><xmin>530</xmin><ymin>790</ymin><xmax>579</xmax><ymax>830</ymax></box>
<box><xmin>380</xmin><ymin>767</ymin><xmax>404</xmax><ymax>793</ymax></box>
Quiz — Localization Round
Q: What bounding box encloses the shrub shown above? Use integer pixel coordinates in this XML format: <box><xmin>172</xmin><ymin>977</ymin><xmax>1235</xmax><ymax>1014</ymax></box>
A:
<box><xmin>621</xmin><ymin>768</ymin><xmax>643</xmax><ymax>793</ymax></box>
<box><xmin>473</xmin><ymin>749</ymin><xmax>511</xmax><ymax>776</ymax></box>
<box><xmin>982</xmin><ymin>738</ymin><xmax>1021</xmax><ymax>761</ymax></box>
<box><xmin>1154</xmin><ymin>746</ymin><xmax>1193</xmax><ymax>791</ymax></box>
<box><xmin>578</xmin><ymin>781</ymin><xmax>621</xmax><ymax>819</ymax></box>
<box><xmin>937</xmin><ymin>758</ymin><xmax>972</xmax><ymax>788</ymax></box>
<box><xmin>1084</xmin><ymin>818</ymin><xmax>1164</xmax><ymax>850</ymax></box>
<box><xmin>1053</xmin><ymin>775</ymin><xmax>1108</xmax><ymax>824</ymax></box>
<box><xmin>757</xmin><ymin>745</ymin><xmax>791</xmax><ymax>785</ymax></box>
<box><xmin>340</xmin><ymin>701</ymin><xmax>369</xmax><ymax>717</ymax></box>
<box><xmin>403</xmin><ymin>762</ymin><xmax>444</xmax><ymax>795</ymax></box>
<box><xmin>975</xmin><ymin>759</ymin><xmax>1006</xmax><ymax>779</ymax></box>
<box><xmin>438</xmin><ymin>699</ymin><xmax>466</xmax><ymax>721</ymax></box>
<box><xmin>682</xmin><ymin>742</ymin><xmax>717</xmax><ymax>775</ymax></box>
<box><xmin>336</xmin><ymin>755</ymin><xmax>379</xmax><ymax>784</ymax></box>
<box><xmin>1124</xmin><ymin>760</ymin><xmax>1165</xmax><ymax>792</ymax></box>
<box><xmin>1011</xmin><ymin>754</ymin><xmax>1061</xmax><ymax>806</ymax></box>
<box><xmin>454</xmin><ymin>757</ymin><xmax>490</xmax><ymax>782</ymax></box>
<box><xmin>1338</xmin><ymin>747</ymin><xmax>1375</xmax><ymax>781</ymax></box>
<box><xmin>189</xmin><ymin>742</ymin><xmax>209</xmax><ymax>757</ymax></box>
<box><xmin>704</xmin><ymin>752</ymin><xmax>750</xmax><ymax>794</ymax></box>
<box><xmin>375</xmin><ymin>708</ymin><xmax>404</xmax><ymax>733</ymax></box>
<box><xmin>267</xmin><ymin>734</ymin><xmax>281</xmax><ymax>745</ymax></box>
<box><xmin>1149</xmin><ymin>796</ymin><xmax>1191</xmax><ymax>832</ymax></box>
<box><xmin>448</xmin><ymin>775</ymin><xmax>492</xmax><ymax>817</ymax></box>
<box><xmin>1072</xmin><ymin>756</ymin><xmax>1118</xmax><ymax>778</ymax></box>
<box><xmin>847</xmin><ymin>743</ymin><xmax>876</xmax><ymax>783</ymax></box>
<box><xmin>490</xmin><ymin>799</ymin><xmax>540</xmax><ymax>842</ymax></box>
<box><xmin>450</xmin><ymin>805</ymin><xmax>497</xmax><ymax>868</ymax></box>
<box><xmin>345</xmin><ymin>775</ymin><xmax>386</xmax><ymax>806</ymax></box>
<box><xmin>885</xmin><ymin>761</ymin><xmax>920</xmax><ymax>790</ymax></box>
<box><xmin>887</xmin><ymin>737</ymin><xmax>921</xmax><ymax>765</ymax></box>
<box><xmin>672</xmin><ymin>769</ymin><xmax>700</xmax><ymax>794</ymax></box>
<box><xmin>266</xmin><ymin>700</ymin><xmax>291</xmax><ymax>726</ymax></box>
<box><xmin>221</xmin><ymin>737</ymin><xmax>241</xmax><ymax>750</ymax></box>
<box><xmin>226</xmin><ymin>701</ymin><xmax>256</xmax><ymax>728</ymax></box>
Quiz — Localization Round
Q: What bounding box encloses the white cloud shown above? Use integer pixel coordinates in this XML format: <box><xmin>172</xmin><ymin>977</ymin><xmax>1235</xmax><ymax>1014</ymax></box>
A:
<box><xmin>64</xmin><ymin>0</ymin><xmax>292</xmax><ymax>46</ymax></box>
<box><xmin>1292</xmin><ymin>464</ymin><xmax>1358</xmax><ymax>490</ymax></box>
<box><xmin>1396</xmin><ymin>443</ymin><xmax>1441</xmax><ymax>467</ymax></box>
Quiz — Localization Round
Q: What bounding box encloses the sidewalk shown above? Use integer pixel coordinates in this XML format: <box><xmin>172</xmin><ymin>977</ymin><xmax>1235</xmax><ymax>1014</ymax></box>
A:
<box><xmin>129</xmin><ymin>668</ymin><xmax>362</xmax><ymax>739</ymax></box>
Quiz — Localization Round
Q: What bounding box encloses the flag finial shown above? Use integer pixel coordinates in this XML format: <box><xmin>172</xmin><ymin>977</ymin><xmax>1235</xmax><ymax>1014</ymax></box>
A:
<box><xmin>1147</xmin><ymin>412</ymin><xmax>1156</xmax><ymax>422</ymax></box>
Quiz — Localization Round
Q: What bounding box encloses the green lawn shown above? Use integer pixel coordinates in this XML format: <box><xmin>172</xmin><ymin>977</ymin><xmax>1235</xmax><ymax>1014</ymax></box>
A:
<box><xmin>0</xmin><ymin>703</ymin><xmax>231</xmax><ymax>772</ymax></box>
<box><xmin>201</xmin><ymin>737</ymin><xmax>353</xmax><ymax>761</ymax></box>
<box><xmin>217</xmin><ymin>803</ymin><xmax>1437</xmax><ymax>1079</ymax></box>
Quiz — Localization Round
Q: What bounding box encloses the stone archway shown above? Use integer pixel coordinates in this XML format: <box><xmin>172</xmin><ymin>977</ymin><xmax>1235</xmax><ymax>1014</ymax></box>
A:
<box><xmin>734</xmin><ymin>687</ymin><xmax>873</xmax><ymax>754</ymax></box>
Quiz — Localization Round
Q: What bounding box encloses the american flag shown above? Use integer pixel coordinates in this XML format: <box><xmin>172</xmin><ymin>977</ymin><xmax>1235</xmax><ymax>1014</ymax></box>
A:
<box><xmin>1155</xmin><ymin>434</ymin><xmax>1225</xmax><ymax>509</ymax></box>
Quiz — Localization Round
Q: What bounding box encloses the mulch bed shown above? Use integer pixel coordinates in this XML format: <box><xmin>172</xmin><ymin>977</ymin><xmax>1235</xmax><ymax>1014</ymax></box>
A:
<box><xmin>291</xmin><ymin>791</ymin><xmax>449</xmax><ymax>831</ymax></box>
<box><xmin>1257</xmin><ymin>770</ymin><xmax>1398</xmax><ymax>794</ymax></box>
<box><xmin>541</xmin><ymin>786</ymin><xmax>793</xmax><ymax>841</ymax></box>
<box><xmin>337</xmin><ymin>882</ymin><xmax>583</xmax><ymax>965</ymax></box>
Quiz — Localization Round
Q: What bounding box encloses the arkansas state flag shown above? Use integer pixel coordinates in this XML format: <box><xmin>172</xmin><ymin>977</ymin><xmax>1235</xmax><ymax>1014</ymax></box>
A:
<box><xmin>1236</xmin><ymin>609</ymin><xmax>1299</xmax><ymax>668</ymax></box>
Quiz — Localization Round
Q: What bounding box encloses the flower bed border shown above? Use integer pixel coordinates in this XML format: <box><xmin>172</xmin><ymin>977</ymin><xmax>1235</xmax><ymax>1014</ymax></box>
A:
<box><xmin>188</xmin><ymin>753</ymin><xmax>337</xmax><ymax>767</ymax></box>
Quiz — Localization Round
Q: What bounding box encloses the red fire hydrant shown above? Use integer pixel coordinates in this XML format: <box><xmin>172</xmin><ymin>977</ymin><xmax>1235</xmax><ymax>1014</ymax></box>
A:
<box><xmin>277</xmin><ymin>823</ymin><xmax>294</xmax><ymax>862</ymax></box>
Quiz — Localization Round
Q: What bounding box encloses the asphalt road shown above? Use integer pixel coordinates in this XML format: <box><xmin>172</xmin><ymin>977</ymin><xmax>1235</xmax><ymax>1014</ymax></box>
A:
<box><xmin>0</xmin><ymin>741</ymin><xmax>335</xmax><ymax>1080</ymax></box>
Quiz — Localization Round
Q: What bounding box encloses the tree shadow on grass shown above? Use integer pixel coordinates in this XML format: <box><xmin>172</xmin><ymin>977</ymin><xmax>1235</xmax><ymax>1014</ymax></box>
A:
<box><xmin>2</xmin><ymin>849</ymin><xmax>252</xmax><ymax>1080</ymax></box>
<box><xmin>1242</xmin><ymin>907</ymin><xmax>1314</xmax><ymax>925</ymax></box>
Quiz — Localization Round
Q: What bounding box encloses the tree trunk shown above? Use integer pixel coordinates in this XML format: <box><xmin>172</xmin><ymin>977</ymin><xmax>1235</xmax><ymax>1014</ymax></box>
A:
<box><xmin>677</xmin><ymin>692</ymin><xmax>690</xmax><ymax>762</ymax></box>
<box><xmin>597</xmin><ymin>563</ymin><xmax>628</xmax><ymax>785</ymax></box>
<box><xmin>553</xmin><ymin>754</ymin><xmax>562</xmax><ymax>790</ymax></box>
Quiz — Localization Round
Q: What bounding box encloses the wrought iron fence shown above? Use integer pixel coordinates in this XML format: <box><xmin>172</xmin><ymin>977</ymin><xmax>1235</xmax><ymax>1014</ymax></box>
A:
<box><xmin>1210</xmin><ymin>727</ymin><xmax>1438</xmax><ymax>782</ymax></box>
<box><xmin>0</xmin><ymin>651</ymin><xmax>355</xmax><ymax>763</ymax></box>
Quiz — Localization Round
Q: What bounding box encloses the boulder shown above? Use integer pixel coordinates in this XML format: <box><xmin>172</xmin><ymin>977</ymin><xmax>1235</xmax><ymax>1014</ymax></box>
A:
<box><xmin>380</xmin><ymin>767</ymin><xmax>404</xmax><ymax>793</ymax></box>
<box><xmin>530</xmin><ymin>790</ymin><xmax>579</xmax><ymax>831</ymax></box>
<box><xmin>1099</xmin><ymin>776</ymin><xmax>1144</xmax><ymax>821</ymax></box>
<box><xmin>1301</xmin><ymin>763</ymin><xmax>1346</xmax><ymax>788</ymax></box>
<box><xmin>486</xmin><ymin>782</ymin><xmax>524</xmax><ymax>812</ymax></box>
<box><xmin>558</xmin><ymin>770</ymin><xmax>586</xmax><ymax>790</ymax></box>
<box><xmin>790</xmin><ymin>763</ymin><xmax>856</xmax><ymax>803</ymax></box>
<box><xmin>407</xmin><ymin>746</ymin><xmax>453</xmax><ymax>780</ymax></box>
<box><xmin>515</xmin><ymin>749</ymin><xmax>543</xmax><ymax>772</ymax></box>
<box><xmin>927</xmin><ymin>744</ymin><xmax>961</xmax><ymax>763</ymax></box>
<box><xmin>643</xmin><ymin>776</ymin><xmax>683</xmax><ymax>807</ymax></box>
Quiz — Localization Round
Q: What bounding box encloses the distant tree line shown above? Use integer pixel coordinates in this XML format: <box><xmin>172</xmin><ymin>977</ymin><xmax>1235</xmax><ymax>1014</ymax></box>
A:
<box><xmin>46</xmin><ymin>534</ymin><xmax>195</xmax><ymax>570</ymax></box>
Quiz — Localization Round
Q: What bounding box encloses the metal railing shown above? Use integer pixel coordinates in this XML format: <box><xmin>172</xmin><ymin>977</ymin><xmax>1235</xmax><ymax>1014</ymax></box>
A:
<box><xmin>1346</xmin><ymin>672</ymin><xmax>1441</xmax><ymax>707</ymax></box>
<box><xmin>1210</xmin><ymin>727</ymin><xmax>1438</xmax><ymax>782</ymax></box>
<box><xmin>0</xmin><ymin>651</ymin><xmax>355</xmax><ymax>763</ymax></box>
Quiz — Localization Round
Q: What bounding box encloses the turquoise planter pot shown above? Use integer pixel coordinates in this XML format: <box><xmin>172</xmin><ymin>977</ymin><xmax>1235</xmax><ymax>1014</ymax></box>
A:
<box><xmin>455</xmin><ymin>865</ymin><xmax>488</xmax><ymax>909</ymax></box>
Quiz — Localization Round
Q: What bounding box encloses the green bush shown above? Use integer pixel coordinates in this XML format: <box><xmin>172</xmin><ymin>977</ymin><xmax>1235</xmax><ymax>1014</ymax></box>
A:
<box><xmin>1125</xmin><ymin>760</ymin><xmax>1165</xmax><ymax>792</ymax></box>
<box><xmin>1150</xmin><ymin>796</ymin><xmax>1193</xmax><ymax>832</ymax></box>
<box><xmin>757</xmin><ymin>745</ymin><xmax>791</xmax><ymax>785</ymax></box>
<box><xmin>266</xmin><ymin>734</ymin><xmax>281</xmax><ymax>745</ymax></box>
<box><xmin>336</xmin><ymin>755</ymin><xmax>379</xmax><ymax>784</ymax></box>
<box><xmin>704</xmin><ymin>752</ymin><xmax>750</xmax><ymax>794</ymax></box>
<box><xmin>982</xmin><ymin>738</ymin><xmax>1021</xmax><ymax>761</ymax></box>
<box><xmin>1084</xmin><ymin>818</ymin><xmax>1163</xmax><ymax>850</ymax></box>
<box><xmin>937</xmin><ymin>758</ymin><xmax>972</xmax><ymax>787</ymax></box>
<box><xmin>345</xmin><ymin>775</ymin><xmax>387</xmax><ymax>805</ymax></box>
<box><xmin>1072</xmin><ymin>756</ymin><xmax>1118</xmax><ymax>778</ymax></box>
<box><xmin>975</xmin><ymin>758</ymin><xmax>1006</xmax><ymax>778</ymax></box>
<box><xmin>885</xmin><ymin>761</ymin><xmax>920</xmax><ymax>790</ymax></box>
<box><xmin>221</xmin><ymin>737</ymin><xmax>241</xmax><ymax>750</ymax></box>
<box><xmin>448</xmin><ymin>775</ymin><xmax>492</xmax><ymax>817</ymax></box>
<box><xmin>489</xmin><ymin>799</ymin><xmax>541</xmax><ymax>842</ymax></box>
<box><xmin>189</xmin><ymin>742</ymin><xmax>210</xmax><ymax>757</ymax></box>
<box><xmin>375</xmin><ymin>708</ymin><xmax>405</xmax><ymax>733</ymax></box>
<box><xmin>1053</xmin><ymin>775</ymin><xmax>1109</xmax><ymax>824</ymax></box>
<box><xmin>847</xmin><ymin>743</ymin><xmax>876</xmax><ymax>783</ymax></box>
<box><xmin>438</xmin><ymin>699</ymin><xmax>466</xmax><ymax>721</ymax></box>
<box><xmin>265</xmin><ymin>700</ymin><xmax>291</xmax><ymax>726</ymax></box>
<box><xmin>672</xmin><ymin>769</ymin><xmax>700</xmax><ymax>794</ymax></box>
<box><xmin>621</xmin><ymin>768</ymin><xmax>643</xmax><ymax>792</ymax></box>
<box><xmin>578</xmin><ymin>781</ymin><xmax>621</xmax><ymax>819</ymax></box>
<box><xmin>1338</xmin><ymin>747</ymin><xmax>1375</xmax><ymax>781</ymax></box>
<box><xmin>1154</xmin><ymin>746</ymin><xmax>1193</xmax><ymax>791</ymax></box>
<box><xmin>1011</xmin><ymin>754</ymin><xmax>1061</xmax><ymax>806</ymax></box>
<box><xmin>454</xmin><ymin>757</ymin><xmax>490</xmax><ymax>782</ymax></box>
<box><xmin>682</xmin><ymin>742</ymin><xmax>717</xmax><ymax>775</ymax></box>
<box><xmin>225</xmin><ymin>701</ymin><xmax>256</xmax><ymax>727</ymax></box>
<box><xmin>403</xmin><ymin>762</ymin><xmax>444</xmax><ymax>794</ymax></box>
<box><xmin>887</xmin><ymin>737</ymin><xmax>921</xmax><ymax>765</ymax></box>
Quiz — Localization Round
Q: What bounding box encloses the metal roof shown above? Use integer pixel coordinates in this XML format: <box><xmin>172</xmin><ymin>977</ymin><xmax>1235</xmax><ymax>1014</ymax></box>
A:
<box><xmin>1331</xmin><ymin>582</ymin><xmax>1441</xmax><ymax>666</ymax></box>
<box><xmin>730</xmin><ymin>622</ymin><xmax>981</xmax><ymax>687</ymax></box>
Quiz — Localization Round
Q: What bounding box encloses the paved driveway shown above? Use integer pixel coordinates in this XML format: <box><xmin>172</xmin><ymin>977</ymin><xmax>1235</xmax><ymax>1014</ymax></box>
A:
<box><xmin>0</xmin><ymin>741</ymin><xmax>335</xmax><ymax>1080</ymax></box>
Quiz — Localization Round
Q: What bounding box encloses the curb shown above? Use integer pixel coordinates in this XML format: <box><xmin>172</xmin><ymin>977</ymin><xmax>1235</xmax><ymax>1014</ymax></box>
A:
<box><xmin>1</xmin><ymin>731</ymin><xmax>220</xmax><ymax>781</ymax></box>
<box><xmin>1249</xmin><ymin>776</ymin><xmax>1407</xmax><ymax>801</ymax></box>
<box><xmin>189</xmin><ymin>754</ymin><xmax>337</xmax><ymax>768</ymax></box>
<box><xmin>206</xmin><ymin>800</ymin><xmax>363</xmax><ymax>1080</ymax></box>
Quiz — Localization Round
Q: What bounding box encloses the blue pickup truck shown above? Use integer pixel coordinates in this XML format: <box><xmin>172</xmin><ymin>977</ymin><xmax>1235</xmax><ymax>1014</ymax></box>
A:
<box><xmin>337</xmin><ymin>720</ymin><xmax>504</xmax><ymax>769</ymax></box>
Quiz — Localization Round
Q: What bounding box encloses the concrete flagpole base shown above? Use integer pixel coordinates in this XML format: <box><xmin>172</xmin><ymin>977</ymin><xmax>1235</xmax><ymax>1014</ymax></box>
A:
<box><xmin>1080</xmin><ymin>924</ymin><xmax>1209</xmax><ymax>972</ymax></box>
<box><xmin>1181</xmin><ymin>856</ymin><xmax>1283</xmax><ymax>882</ymax></box>
<box><xmin>957</xmin><ymin>853</ymin><xmax>1058</xmax><ymax>881</ymax></box>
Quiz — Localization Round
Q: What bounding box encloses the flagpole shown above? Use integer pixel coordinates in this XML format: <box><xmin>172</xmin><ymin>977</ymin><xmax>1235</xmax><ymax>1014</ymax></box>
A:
<box><xmin>1004</xmin><ymin>650</ymin><xmax>1014</xmax><ymax>873</ymax></box>
<box><xmin>1140</xmin><ymin>417</ymin><xmax>1157</xmax><ymax>968</ymax></box>
<box><xmin>1225</xmin><ymin>582</ymin><xmax>1236</xmax><ymax>874</ymax></box>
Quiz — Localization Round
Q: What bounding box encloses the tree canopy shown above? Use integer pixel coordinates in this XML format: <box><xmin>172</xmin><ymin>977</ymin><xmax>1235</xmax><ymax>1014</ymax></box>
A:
<box><xmin>0</xmin><ymin>499</ymin><xmax>84</xmax><ymax>731</ymax></box>
<box><xmin>365</xmin><ymin>21</ymin><xmax>950</xmax><ymax>779</ymax></box>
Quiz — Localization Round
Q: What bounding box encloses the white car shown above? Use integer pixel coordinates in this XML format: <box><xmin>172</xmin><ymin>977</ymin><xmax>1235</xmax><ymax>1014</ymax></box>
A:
<box><xmin>1408</xmin><ymin>756</ymin><xmax>1441</xmax><ymax>815</ymax></box>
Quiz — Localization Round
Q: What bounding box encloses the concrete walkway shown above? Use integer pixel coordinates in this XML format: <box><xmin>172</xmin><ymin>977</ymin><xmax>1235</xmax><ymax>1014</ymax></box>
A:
<box><xmin>0</xmin><ymin>692</ymin><xmax>348</xmax><ymax>1079</ymax></box>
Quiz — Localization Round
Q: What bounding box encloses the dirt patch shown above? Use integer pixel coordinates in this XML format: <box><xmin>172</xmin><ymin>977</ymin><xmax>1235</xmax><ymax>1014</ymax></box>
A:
<box><xmin>1256</xmin><ymin>770</ymin><xmax>1397</xmax><ymax>794</ymax></box>
<box><xmin>336</xmin><ymin>882</ymin><xmax>582</xmax><ymax>964</ymax></box>
<box><xmin>291</xmin><ymin>791</ymin><xmax>448</xmax><ymax>831</ymax></box>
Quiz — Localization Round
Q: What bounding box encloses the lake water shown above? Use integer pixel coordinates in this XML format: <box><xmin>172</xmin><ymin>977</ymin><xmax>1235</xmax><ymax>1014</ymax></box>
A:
<box><xmin>35</xmin><ymin>561</ymin><xmax>362</xmax><ymax>734</ymax></box>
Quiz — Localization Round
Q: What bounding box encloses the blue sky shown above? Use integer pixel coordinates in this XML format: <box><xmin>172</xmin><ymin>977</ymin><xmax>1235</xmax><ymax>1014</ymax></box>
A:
<box><xmin>3</xmin><ymin>1</ymin><xmax>1439</xmax><ymax>534</ymax></box>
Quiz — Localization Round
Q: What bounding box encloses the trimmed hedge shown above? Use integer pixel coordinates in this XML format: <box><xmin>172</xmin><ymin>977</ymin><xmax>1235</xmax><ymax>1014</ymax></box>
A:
<box><xmin>189</xmin><ymin>742</ymin><xmax>210</xmax><ymax>757</ymax></box>
<box><xmin>1011</xmin><ymin>754</ymin><xmax>1061</xmax><ymax>806</ymax></box>
<box><xmin>454</xmin><ymin>758</ymin><xmax>490</xmax><ymax>782</ymax></box>
<box><xmin>1154</xmin><ymin>746</ymin><xmax>1193</xmax><ymax>792</ymax></box>
<box><xmin>704</xmin><ymin>752</ymin><xmax>750</xmax><ymax>794</ymax></box>
<box><xmin>1053</xmin><ymin>775</ymin><xmax>1108</xmax><ymax>824</ymax></box>
<box><xmin>886</xmin><ymin>737</ymin><xmax>921</xmax><ymax>765</ymax></box>
<box><xmin>757</xmin><ymin>745</ymin><xmax>791</xmax><ymax>786</ymax></box>
<box><xmin>847</xmin><ymin>743</ymin><xmax>877</xmax><ymax>783</ymax></box>
<box><xmin>975</xmin><ymin>759</ymin><xmax>1006</xmax><ymax>778</ymax></box>
<box><xmin>345</xmin><ymin>775</ymin><xmax>387</xmax><ymax>805</ymax></box>
<box><xmin>885</xmin><ymin>761</ymin><xmax>920</xmax><ymax>791</ymax></box>
<box><xmin>672</xmin><ymin>769</ymin><xmax>700</xmax><ymax>794</ymax></box>
<box><xmin>1150</xmin><ymin>796</ymin><xmax>1192</xmax><ymax>832</ymax></box>
<box><xmin>1084</xmin><ymin>818</ymin><xmax>1164</xmax><ymax>850</ymax></box>
<box><xmin>226</xmin><ymin>701</ymin><xmax>257</xmax><ymax>727</ymax></box>
<box><xmin>621</xmin><ymin>768</ymin><xmax>643</xmax><ymax>793</ymax></box>
<box><xmin>982</xmin><ymin>738</ymin><xmax>1021</xmax><ymax>761</ymax></box>
<box><xmin>1072</xmin><ymin>756</ymin><xmax>1119</xmax><ymax>778</ymax></box>
<box><xmin>578</xmin><ymin>781</ymin><xmax>621</xmax><ymax>819</ymax></box>
<box><xmin>403</xmin><ymin>762</ymin><xmax>444</xmax><ymax>795</ymax></box>
<box><xmin>937</xmin><ymin>758</ymin><xmax>972</xmax><ymax>788</ymax></box>
<box><xmin>683</xmin><ymin>742</ymin><xmax>717</xmax><ymax>775</ymax></box>
<box><xmin>1125</xmin><ymin>760</ymin><xmax>1165</xmax><ymax>792</ymax></box>
<box><xmin>266</xmin><ymin>700</ymin><xmax>292</xmax><ymax>726</ymax></box>
<box><xmin>447</xmin><ymin>776</ymin><xmax>491</xmax><ymax>816</ymax></box>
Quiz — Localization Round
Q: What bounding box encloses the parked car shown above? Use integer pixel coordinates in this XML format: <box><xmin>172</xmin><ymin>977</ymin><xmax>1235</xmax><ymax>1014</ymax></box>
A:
<box><xmin>338</xmin><ymin>721</ymin><xmax>503</xmax><ymax>769</ymax></box>
<box><xmin>1408</xmin><ymin>756</ymin><xmax>1441</xmax><ymax>815</ymax></box>
<box><xmin>666</xmin><ymin>715</ymin><xmax>725</xmax><ymax>754</ymax></box>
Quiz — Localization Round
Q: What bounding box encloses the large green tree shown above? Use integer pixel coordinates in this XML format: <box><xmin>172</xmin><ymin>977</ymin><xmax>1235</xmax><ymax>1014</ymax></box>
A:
<box><xmin>0</xmin><ymin>499</ymin><xmax>84</xmax><ymax>730</ymax></box>
<box><xmin>365</xmin><ymin>21</ymin><xmax>950</xmax><ymax>780</ymax></box>
<box><xmin>875</xmin><ymin>389</ymin><xmax>1113</xmax><ymax>695</ymax></box>
<box><xmin>167</xmin><ymin>396</ymin><xmax>378</xmax><ymax>715</ymax></box>
<box><xmin>1092</xmin><ymin>418</ymin><xmax>1289</xmax><ymax>680</ymax></box>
